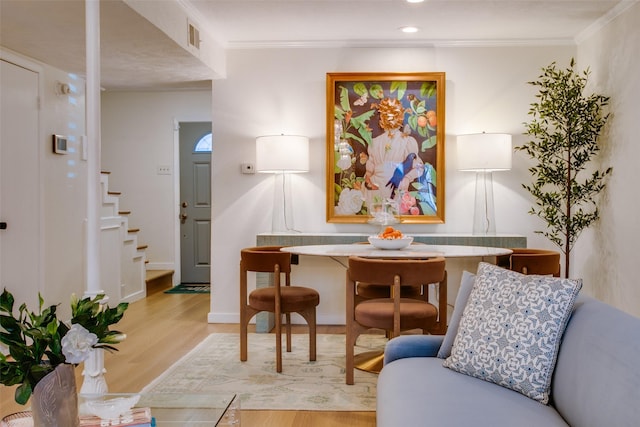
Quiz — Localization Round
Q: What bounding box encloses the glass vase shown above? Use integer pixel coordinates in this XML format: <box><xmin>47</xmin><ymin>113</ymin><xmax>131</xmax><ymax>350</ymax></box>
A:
<box><xmin>31</xmin><ymin>363</ymin><xmax>79</xmax><ymax>427</ymax></box>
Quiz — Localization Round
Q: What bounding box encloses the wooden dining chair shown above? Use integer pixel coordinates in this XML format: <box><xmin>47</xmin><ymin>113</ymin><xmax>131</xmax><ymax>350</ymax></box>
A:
<box><xmin>497</xmin><ymin>248</ymin><xmax>561</xmax><ymax>277</ymax></box>
<box><xmin>345</xmin><ymin>255</ymin><xmax>447</xmax><ymax>384</ymax></box>
<box><xmin>240</xmin><ymin>246</ymin><xmax>320</xmax><ymax>373</ymax></box>
<box><xmin>352</xmin><ymin>242</ymin><xmax>448</xmax><ymax>335</ymax></box>
<box><xmin>354</xmin><ymin>242</ymin><xmax>424</xmax><ymax>300</ymax></box>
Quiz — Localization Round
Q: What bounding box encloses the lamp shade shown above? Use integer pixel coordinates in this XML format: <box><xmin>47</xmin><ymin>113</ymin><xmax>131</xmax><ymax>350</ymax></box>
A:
<box><xmin>456</xmin><ymin>133</ymin><xmax>512</xmax><ymax>171</ymax></box>
<box><xmin>256</xmin><ymin>135</ymin><xmax>310</xmax><ymax>173</ymax></box>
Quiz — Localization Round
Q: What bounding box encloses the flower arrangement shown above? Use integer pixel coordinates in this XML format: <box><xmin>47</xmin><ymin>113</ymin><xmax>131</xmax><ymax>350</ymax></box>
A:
<box><xmin>0</xmin><ymin>288</ymin><xmax>128</xmax><ymax>404</ymax></box>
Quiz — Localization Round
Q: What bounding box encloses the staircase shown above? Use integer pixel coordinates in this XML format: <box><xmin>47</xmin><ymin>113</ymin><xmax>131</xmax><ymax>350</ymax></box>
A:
<box><xmin>100</xmin><ymin>171</ymin><xmax>147</xmax><ymax>303</ymax></box>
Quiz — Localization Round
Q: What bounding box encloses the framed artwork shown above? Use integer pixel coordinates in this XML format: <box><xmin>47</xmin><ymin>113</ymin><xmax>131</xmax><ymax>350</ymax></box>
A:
<box><xmin>326</xmin><ymin>72</ymin><xmax>446</xmax><ymax>224</ymax></box>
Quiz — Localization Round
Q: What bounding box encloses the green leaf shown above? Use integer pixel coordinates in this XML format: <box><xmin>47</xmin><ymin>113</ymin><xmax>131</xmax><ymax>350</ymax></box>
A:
<box><xmin>370</xmin><ymin>84</ymin><xmax>384</xmax><ymax>99</ymax></box>
<box><xmin>390</xmin><ymin>81</ymin><xmax>407</xmax><ymax>100</ymax></box>
<box><xmin>421</xmin><ymin>135</ymin><xmax>437</xmax><ymax>151</ymax></box>
<box><xmin>339</xmin><ymin>86</ymin><xmax>350</xmax><ymax>112</ymax></box>
<box><xmin>353</xmin><ymin>83</ymin><xmax>367</xmax><ymax>96</ymax></box>
<box><xmin>421</xmin><ymin>82</ymin><xmax>436</xmax><ymax>98</ymax></box>
<box><xmin>0</xmin><ymin>289</ymin><xmax>15</xmax><ymax>313</ymax></box>
<box><xmin>15</xmin><ymin>382</ymin><xmax>32</xmax><ymax>405</ymax></box>
<box><xmin>408</xmin><ymin>114</ymin><xmax>417</xmax><ymax>131</ymax></box>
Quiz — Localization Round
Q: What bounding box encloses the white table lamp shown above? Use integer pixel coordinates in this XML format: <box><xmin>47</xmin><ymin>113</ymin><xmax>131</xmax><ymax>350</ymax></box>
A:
<box><xmin>256</xmin><ymin>135</ymin><xmax>309</xmax><ymax>232</ymax></box>
<box><xmin>457</xmin><ymin>133</ymin><xmax>512</xmax><ymax>235</ymax></box>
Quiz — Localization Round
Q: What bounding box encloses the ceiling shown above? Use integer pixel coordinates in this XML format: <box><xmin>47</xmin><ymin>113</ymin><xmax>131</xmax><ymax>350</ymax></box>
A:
<box><xmin>0</xmin><ymin>0</ymin><xmax>633</xmax><ymax>91</ymax></box>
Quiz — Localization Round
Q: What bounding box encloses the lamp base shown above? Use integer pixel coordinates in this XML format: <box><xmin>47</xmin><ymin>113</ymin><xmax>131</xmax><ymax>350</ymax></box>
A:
<box><xmin>271</xmin><ymin>172</ymin><xmax>296</xmax><ymax>233</ymax></box>
<box><xmin>472</xmin><ymin>171</ymin><xmax>496</xmax><ymax>235</ymax></box>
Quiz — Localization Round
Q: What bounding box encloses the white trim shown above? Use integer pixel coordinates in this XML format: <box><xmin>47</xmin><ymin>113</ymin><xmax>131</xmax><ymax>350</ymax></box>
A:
<box><xmin>172</xmin><ymin>119</ymin><xmax>182</xmax><ymax>285</ymax></box>
<box><xmin>226</xmin><ymin>38</ymin><xmax>577</xmax><ymax>50</ymax></box>
<box><xmin>121</xmin><ymin>289</ymin><xmax>146</xmax><ymax>303</ymax></box>
<box><xmin>0</xmin><ymin>48</ymin><xmax>44</xmax><ymax>72</ymax></box>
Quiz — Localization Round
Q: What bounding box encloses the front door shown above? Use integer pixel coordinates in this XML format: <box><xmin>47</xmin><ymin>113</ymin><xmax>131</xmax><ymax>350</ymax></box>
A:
<box><xmin>179</xmin><ymin>122</ymin><xmax>212</xmax><ymax>283</ymax></box>
<box><xmin>0</xmin><ymin>59</ymin><xmax>41</xmax><ymax>308</ymax></box>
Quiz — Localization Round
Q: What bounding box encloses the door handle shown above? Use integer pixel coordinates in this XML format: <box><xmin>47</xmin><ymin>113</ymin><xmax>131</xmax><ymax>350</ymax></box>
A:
<box><xmin>180</xmin><ymin>202</ymin><xmax>188</xmax><ymax>224</ymax></box>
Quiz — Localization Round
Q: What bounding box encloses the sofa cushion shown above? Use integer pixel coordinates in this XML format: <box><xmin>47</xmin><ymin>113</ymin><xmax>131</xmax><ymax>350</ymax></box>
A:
<box><xmin>552</xmin><ymin>296</ymin><xmax>640</xmax><ymax>427</ymax></box>
<box><xmin>378</xmin><ymin>357</ymin><xmax>568</xmax><ymax>427</ymax></box>
<box><xmin>437</xmin><ymin>270</ymin><xmax>475</xmax><ymax>359</ymax></box>
<box><xmin>443</xmin><ymin>262</ymin><xmax>582</xmax><ymax>404</ymax></box>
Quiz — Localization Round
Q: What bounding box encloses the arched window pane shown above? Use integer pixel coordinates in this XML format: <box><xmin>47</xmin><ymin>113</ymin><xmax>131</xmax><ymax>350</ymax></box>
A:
<box><xmin>194</xmin><ymin>133</ymin><xmax>212</xmax><ymax>152</ymax></box>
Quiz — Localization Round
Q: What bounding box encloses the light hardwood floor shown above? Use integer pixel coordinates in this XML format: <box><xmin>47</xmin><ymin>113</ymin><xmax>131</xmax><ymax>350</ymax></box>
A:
<box><xmin>1</xmin><ymin>288</ymin><xmax>376</xmax><ymax>426</ymax></box>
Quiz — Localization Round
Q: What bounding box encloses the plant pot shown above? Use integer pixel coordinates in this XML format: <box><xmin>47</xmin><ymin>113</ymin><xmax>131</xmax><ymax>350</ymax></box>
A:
<box><xmin>31</xmin><ymin>364</ymin><xmax>79</xmax><ymax>427</ymax></box>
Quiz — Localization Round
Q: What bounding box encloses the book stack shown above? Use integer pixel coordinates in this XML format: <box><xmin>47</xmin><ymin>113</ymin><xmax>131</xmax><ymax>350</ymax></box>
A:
<box><xmin>79</xmin><ymin>407</ymin><xmax>152</xmax><ymax>427</ymax></box>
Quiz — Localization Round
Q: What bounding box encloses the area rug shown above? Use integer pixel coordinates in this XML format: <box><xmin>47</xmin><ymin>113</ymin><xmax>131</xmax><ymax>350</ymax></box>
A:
<box><xmin>141</xmin><ymin>333</ymin><xmax>385</xmax><ymax>411</ymax></box>
<box><xmin>164</xmin><ymin>283</ymin><xmax>210</xmax><ymax>294</ymax></box>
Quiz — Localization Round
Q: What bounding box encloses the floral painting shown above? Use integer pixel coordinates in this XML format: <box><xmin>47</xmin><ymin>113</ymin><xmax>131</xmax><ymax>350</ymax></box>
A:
<box><xmin>326</xmin><ymin>72</ymin><xmax>446</xmax><ymax>223</ymax></box>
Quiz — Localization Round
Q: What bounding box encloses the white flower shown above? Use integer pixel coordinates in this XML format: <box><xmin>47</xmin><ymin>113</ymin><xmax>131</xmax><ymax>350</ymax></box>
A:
<box><xmin>61</xmin><ymin>323</ymin><xmax>98</xmax><ymax>364</ymax></box>
<box><xmin>337</xmin><ymin>155</ymin><xmax>352</xmax><ymax>171</ymax></box>
<box><xmin>335</xmin><ymin>188</ymin><xmax>364</xmax><ymax>215</ymax></box>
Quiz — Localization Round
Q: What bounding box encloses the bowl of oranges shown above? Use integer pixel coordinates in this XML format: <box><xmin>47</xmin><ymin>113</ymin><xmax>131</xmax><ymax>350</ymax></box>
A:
<box><xmin>368</xmin><ymin>226</ymin><xmax>413</xmax><ymax>249</ymax></box>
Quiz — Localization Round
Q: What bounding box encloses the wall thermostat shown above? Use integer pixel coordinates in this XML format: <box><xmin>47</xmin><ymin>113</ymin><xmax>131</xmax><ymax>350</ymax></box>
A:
<box><xmin>53</xmin><ymin>134</ymin><xmax>68</xmax><ymax>154</ymax></box>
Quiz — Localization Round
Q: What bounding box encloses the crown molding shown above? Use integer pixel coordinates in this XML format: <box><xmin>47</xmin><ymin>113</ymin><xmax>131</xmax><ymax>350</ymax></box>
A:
<box><xmin>575</xmin><ymin>0</ymin><xmax>639</xmax><ymax>44</ymax></box>
<box><xmin>225</xmin><ymin>37</ymin><xmax>577</xmax><ymax>50</ymax></box>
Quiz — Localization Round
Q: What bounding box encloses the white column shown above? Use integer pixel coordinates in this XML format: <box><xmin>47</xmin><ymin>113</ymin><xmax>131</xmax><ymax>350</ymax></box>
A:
<box><xmin>82</xmin><ymin>0</ymin><xmax>107</xmax><ymax>394</ymax></box>
<box><xmin>84</xmin><ymin>0</ymin><xmax>102</xmax><ymax>297</ymax></box>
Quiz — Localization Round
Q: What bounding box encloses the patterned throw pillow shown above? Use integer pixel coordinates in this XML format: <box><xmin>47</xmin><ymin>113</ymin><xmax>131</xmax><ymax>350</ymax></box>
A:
<box><xmin>443</xmin><ymin>262</ymin><xmax>582</xmax><ymax>404</ymax></box>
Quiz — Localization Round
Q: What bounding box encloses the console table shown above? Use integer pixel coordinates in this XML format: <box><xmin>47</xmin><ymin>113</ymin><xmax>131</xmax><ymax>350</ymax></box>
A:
<box><xmin>254</xmin><ymin>233</ymin><xmax>526</xmax><ymax>332</ymax></box>
<box><xmin>257</xmin><ymin>232</ymin><xmax>526</xmax><ymax>248</ymax></box>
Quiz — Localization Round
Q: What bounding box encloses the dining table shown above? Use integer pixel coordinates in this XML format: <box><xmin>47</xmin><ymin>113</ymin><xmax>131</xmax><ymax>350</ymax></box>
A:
<box><xmin>281</xmin><ymin>243</ymin><xmax>511</xmax><ymax>263</ymax></box>
<box><xmin>279</xmin><ymin>243</ymin><xmax>513</xmax><ymax>373</ymax></box>
<box><xmin>277</xmin><ymin>243</ymin><xmax>512</xmax><ymax>320</ymax></box>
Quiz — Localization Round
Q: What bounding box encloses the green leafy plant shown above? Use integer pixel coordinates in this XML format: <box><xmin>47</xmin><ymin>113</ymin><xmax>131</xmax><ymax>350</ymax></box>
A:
<box><xmin>0</xmin><ymin>289</ymin><xmax>128</xmax><ymax>404</ymax></box>
<box><xmin>516</xmin><ymin>58</ymin><xmax>611</xmax><ymax>278</ymax></box>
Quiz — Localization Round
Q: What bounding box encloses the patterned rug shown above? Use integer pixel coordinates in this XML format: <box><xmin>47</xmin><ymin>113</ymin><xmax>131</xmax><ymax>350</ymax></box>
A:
<box><xmin>164</xmin><ymin>283</ymin><xmax>210</xmax><ymax>294</ymax></box>
<box><xmin>141</xmin><ymin>333</ymin><xmax>384</xmax><ymax>411</ymax></box>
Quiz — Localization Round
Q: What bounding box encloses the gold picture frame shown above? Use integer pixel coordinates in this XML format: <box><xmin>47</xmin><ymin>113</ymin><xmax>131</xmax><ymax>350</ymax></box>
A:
<box><xmin>326</xmin><ymin>72</ymin><xmax>446</xmax><ymax>224</ymax></box>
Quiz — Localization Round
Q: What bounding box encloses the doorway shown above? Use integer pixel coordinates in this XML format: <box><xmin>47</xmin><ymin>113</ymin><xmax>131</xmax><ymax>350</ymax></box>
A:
<box><xmin>179</xmin><ymin>122</ymin><xmax>212</xmax><ymax>283</ymax></box>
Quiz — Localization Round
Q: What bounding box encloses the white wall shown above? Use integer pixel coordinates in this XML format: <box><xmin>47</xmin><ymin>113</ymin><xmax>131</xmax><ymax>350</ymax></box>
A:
<box><xmin>101</xmin><ymin>90</ymin><xmax>212</xmax><ymax>277</ymax></box>
<box><xmin>209</xmin><ymin>45</ymin><xmax>578</xmax><ymax>323</ymax></box>
<box><xmin>576</xmin><ymin>2</ymin><xmax>640</xmax><ymax>317</ymax></box>
<box><xmin>42</xmin><ymin>64</ymin><xmax>88</xmax><ymax>317</ymax></box>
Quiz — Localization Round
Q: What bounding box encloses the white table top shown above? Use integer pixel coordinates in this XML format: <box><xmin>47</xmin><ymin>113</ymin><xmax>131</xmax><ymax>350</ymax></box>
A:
<box><xmin>281</xmin><ymin>243</ymin><xmax>512</xmax><ymax>259</ymax></box>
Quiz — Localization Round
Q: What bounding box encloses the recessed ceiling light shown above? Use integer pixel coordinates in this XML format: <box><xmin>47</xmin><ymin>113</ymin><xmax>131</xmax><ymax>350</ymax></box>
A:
<box><xmin>400</xmin><ymin>26</ymin><xmax>419</xmax><ymax>33</ymax></box>
<box><xmin>406</xmin><ymin>0</ymin><xmax>425</xmax><ymax>3</ymax></box>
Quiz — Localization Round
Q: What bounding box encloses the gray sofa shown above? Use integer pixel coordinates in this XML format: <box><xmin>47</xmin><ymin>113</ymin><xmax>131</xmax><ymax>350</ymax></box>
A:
<box><xmin>377</xmin><ymin>295</ymin><xmax>640</xmax><ymax>426</ymax></box>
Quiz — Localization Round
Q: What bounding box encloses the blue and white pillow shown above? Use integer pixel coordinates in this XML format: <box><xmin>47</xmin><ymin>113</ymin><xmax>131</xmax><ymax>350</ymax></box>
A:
<box><xmin>443</xmin><ymin>262</ymin><xmax>582</xmax><ymax>404</ymax></box>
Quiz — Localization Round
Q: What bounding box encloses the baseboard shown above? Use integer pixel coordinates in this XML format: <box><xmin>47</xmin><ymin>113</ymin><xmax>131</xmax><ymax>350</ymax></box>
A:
<box><xmin>122</xmin><ymin>289</ymin><xmax>146</xmax><ymax>303</ymax></box>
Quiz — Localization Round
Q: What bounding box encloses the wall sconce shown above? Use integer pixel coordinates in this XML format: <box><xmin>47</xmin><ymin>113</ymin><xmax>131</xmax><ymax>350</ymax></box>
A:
<box><xmin>457</xmin><ymin>133</ymin><xmax>512</xmax><ymax>235</ymax></box>
<box><xmin>256</xmin><ymin>135</ymin><xmax>310</xmax><ymax>232</ymax></box>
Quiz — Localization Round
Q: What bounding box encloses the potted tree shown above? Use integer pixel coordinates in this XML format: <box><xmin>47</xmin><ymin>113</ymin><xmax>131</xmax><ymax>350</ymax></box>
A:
<box><xmin>516</xmin><ymin>58</ymin><xmax>612</xmax><ymax>278</ymax></box>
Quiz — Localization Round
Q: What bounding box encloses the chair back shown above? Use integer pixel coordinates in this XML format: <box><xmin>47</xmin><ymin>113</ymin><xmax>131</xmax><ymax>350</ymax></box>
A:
<box><xmin>240</xmin><ymin>246</ymin><xmax>292</xmax><ymax>274</ymax></box>
<box><xmin>509</xmin><ymin>248</ymin><xmax>561</xmax><ymax>277</ymax></box>
<box><xmin>347</xmin><ymin>256</ymin><xmax>446</xmax><ymax>286</ymax></box>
